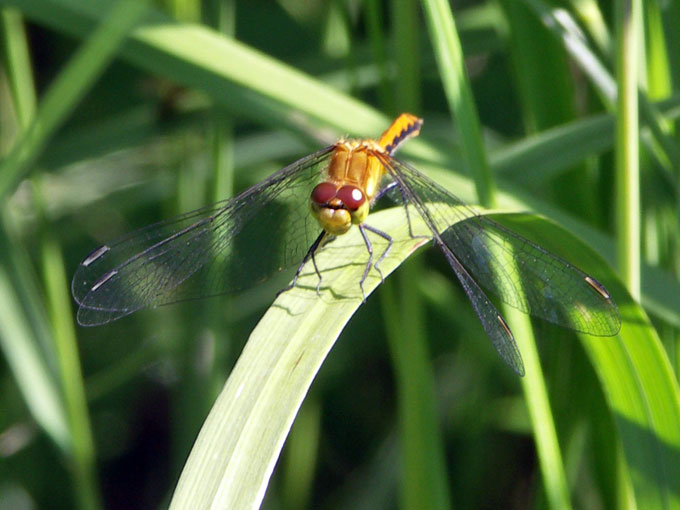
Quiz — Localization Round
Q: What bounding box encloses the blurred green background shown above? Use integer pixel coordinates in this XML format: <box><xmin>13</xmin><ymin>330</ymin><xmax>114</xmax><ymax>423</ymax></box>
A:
<box><xmin>1</xmin><ymin>0</ymin><xmax>679</xmax><ymax>508</ymax></box>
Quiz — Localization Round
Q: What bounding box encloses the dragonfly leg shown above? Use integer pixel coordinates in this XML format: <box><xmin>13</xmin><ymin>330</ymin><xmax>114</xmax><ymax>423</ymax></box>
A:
<box><xmin>311</xmin><ymin>245</ymin><xmax>323</xmax><ymax>295</ymax></box>
<box><xmin>398</xmin><ymin>185</ymin><xmax>430</xmax><ymax>241</ymax></box>
<box><xmin>357</xmin><ymin>225</ymin><xmax>374</xmax><ymax>301</ymax></box>
<box><xmin>363</xmin><ymin>224</ymin><xmax>392</xmax><ymax>281</ymax></box>
<box><xmin>374</xmin><ymin>180</ymin><xmax>429</xmax><ymax>241</ymax></box>
<box><xmin>372</xmin><ymin>180</ymin><xmax>398</xmax><ymax>201</ymax></box>
<box><xmin>358</xmin><ymin>224</ymin><xmax>393</xmax><ymax>300</ymax></box>
<box><xmin>279</xmin><ymin>231</ymin><xmax>326</xmax><ymax>296</ymax></box>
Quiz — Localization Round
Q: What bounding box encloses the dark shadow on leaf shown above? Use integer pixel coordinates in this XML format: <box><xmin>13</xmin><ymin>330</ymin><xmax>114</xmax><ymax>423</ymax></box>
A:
<box><xmin>613</xmin><ymin>412</ymin><xmax>680</xmax><ymax>501</ymax></box>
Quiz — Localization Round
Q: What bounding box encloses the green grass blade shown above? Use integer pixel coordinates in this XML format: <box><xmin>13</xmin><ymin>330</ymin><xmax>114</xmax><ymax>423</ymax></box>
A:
<box><xmin>2</xmin><ymin>9</ymin><xmax>101</xmax><ymax>507</ymax></box>
<box><xmin>381</xmin><ymin>275</ymin><xmax>451</xmax><ymax>510</ymax></box>
<box><xmin>169</xmin><ymin>207</ymin><xmax>429</xmax><ymax>509</ymax></box>
<box><xmin>364</xmin><ymin>0</ymin><xmax>393</xmax><ymax>111</ymax></box>
<box><xmin>510</xmin><ymin>308</ymin><xmax>571</xmax><ymax>508</ymax></box>
<box><xmin>614</xmin><ymin>0</ymin><xmax>642</xmax><ymax>300</ymax></box>
<box><xmin>520</xmin><ymin>0</ymin><xmax>680</xmax><ymax>177</ymax></box>
<box><xmin>40</xmin><ymin>231</ymin><xmax>101</xmax><ymax>510</ymax></box>
<box><xmin>494</xmin><ymin>212</ymin><xmax>680</xmax><ymax>508</ymax></box>
<box><xmin>420</xmin><ymin>0</ymin><xmax>494</xmax><ymax>207</ymax></box>
<box><xmin>21</xmin><ymin>6</ymin><xmax>680</xmax><ymax>330</ymax></box>
<box><xmin>498</xmin><ymin>0</ymin><xmax>576</xmax><ymax>132</ymax></box>
<box><xmin>389</xmin><ymin>1</ymin><xmax>451</xmax><ymax>507</ymax></box>
<box><xmin>588</xmin><ymin>281</ymin><xmax>680</xmax><ymax>509</ymax></box>
<box><xmin>643</xmin><ymin>0</ymin><xmax>672</xmax><ymax>100</ymax></box>
<box><xmin>0</xmin><ymin>227</ymin><xmax>69</xmax><ymax>452</ymax></box>
<box><xmin>168</xmin><ymin>204</ymin><xmax>679</xmax><ymax>508</ymax></box>
<box><xmin>279</xmin><ymin>396</ymin><xmax>320</xmax><ymax>510</ymax></box>
<box><xmin>0</xmin><ymin>0</ymin><xmax>150</xmax><ymax>199</ymax></box>
<box><xmin>0</xmin><ymin>7</ymin><xmax>36</xmax><ymax>128</ymax></box>
<box><xmin>11</xmin><ymin>0</ymin><xmax>680</xmax><ymax>211</ymax></box>
<box><xmin>391</xmin><ymin>0</ymin><xmax>420</xmax><ymax>113</ymax></box>
<box><xmin>571</xmin><ymin>0</ymin><xmax>612</xmax><ymax>55</ymax></box>
<box><xmin>1</xmin><ymin>0</ymin><xmax>385</xmax><ymax>136</ymax></box>
<box><xmin>1</xmin><ymin>5</ymin><xmax>70</xmax><ymax>457</ymax></box>
<box><xmin>1</xmin><ymin>1</ymin><xmax>677</xmax><ymax>507</ymax></box>
<box><xmin>420</xmin><ymin>2</ymin><xmax>572</xmax><ymax>506</ymax></box>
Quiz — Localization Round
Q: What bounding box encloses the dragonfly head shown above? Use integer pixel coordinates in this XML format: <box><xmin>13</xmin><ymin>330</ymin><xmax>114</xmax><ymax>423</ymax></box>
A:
<box><xmin>310</xmin><ymin>182</ymin><xmax>369</xmax><ymax>235</ymax></box>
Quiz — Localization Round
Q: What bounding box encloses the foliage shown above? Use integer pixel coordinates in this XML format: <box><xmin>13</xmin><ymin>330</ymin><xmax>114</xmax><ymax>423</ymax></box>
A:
<box><xmin>0</xmin><ymin>0</ymin><xmax>679</xmax><ymax>509</ymax></box>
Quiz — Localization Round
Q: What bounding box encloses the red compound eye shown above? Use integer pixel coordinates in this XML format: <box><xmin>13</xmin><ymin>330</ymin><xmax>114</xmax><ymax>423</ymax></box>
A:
<box><xmin>336</xmin><ymin>185</ymin><xmax>365</xmax><ymax>210</ymax></box>
<box><xmin>311</xmin><ymin>182</ymin><xmax>337</xmax><ymax>204</ymax></box>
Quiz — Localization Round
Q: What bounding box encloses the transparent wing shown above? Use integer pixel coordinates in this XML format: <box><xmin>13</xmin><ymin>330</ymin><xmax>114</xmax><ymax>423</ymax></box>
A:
<box><xmin>376</xmin><ymin>153</ymin><xmax>620</xmax><ymax>373</ymax></box>
<box><xmin>439</xmin><ymin>239</ymin><xmax>526</xmax><ymax>375</ymax></box>
<box><xmin>72</xmin><ymin>146</ymin><xmax>334</xmax><ymax>326</ymax></box>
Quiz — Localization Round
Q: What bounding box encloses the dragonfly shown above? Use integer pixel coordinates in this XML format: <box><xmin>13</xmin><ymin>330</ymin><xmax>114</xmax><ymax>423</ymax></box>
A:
<box><xmin>72</xmin><ymin>113</ymin><xmax>620</xmax><ymax>375</ymax></box>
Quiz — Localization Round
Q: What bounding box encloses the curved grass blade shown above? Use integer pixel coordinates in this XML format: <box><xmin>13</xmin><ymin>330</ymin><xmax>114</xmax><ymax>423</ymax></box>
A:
<box><xmin>168</xmin><ymin>206</ymin><xmax>430</xmax><ymax>509</ymax></box>
<box><xmin>170</xmin><ymin>207</ymin><xmax>678</xmax><ymax>509</ymax></box>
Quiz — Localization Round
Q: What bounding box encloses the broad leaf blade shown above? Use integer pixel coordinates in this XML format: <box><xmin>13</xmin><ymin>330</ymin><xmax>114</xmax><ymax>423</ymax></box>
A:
<box><xmin>169</xmin><ymin>207</ymin><xmax>428</xmax><ymax>509</ymax></box>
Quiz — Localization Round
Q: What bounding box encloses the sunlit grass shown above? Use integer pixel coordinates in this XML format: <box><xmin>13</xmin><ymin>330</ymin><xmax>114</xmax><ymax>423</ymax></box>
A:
<box><xmin>0</xmin><ymin>1</ymin><xmax>679</xmax><ymax>509</ymax></box>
